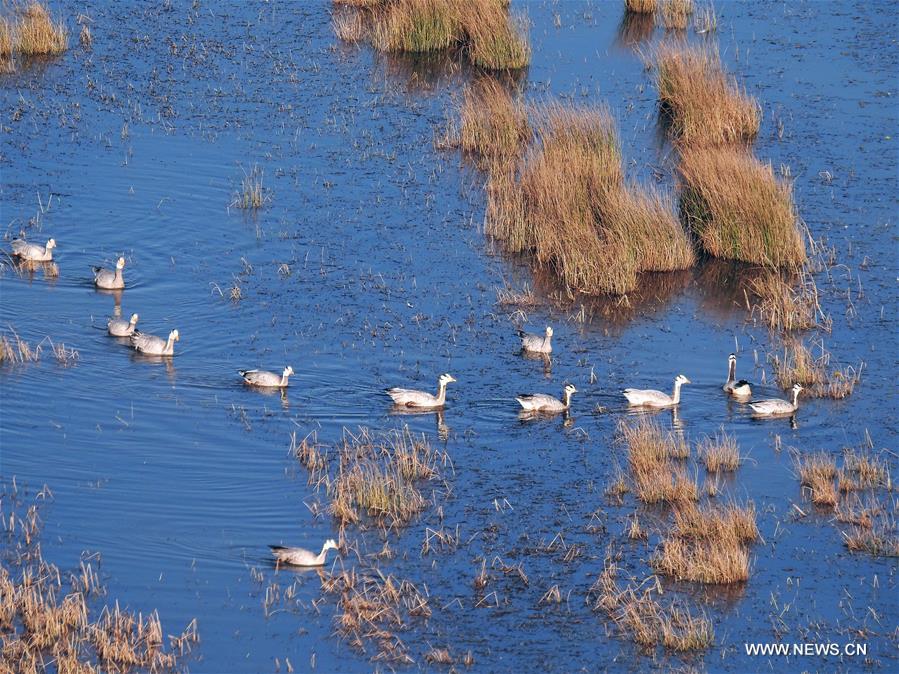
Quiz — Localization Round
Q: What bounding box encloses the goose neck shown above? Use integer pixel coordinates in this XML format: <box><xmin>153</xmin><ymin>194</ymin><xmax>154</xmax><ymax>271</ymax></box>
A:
<box><xmin>672</xmin><ymin>381</ymin><xmax>682</xmax><ymax>404</ymax></box>
<box><xmin>435</xmin><ymin>382</ymin><xmax>447</xmax><ymax>405</ymax></box>
<box><xmin>727</xmin><ymin>360</ymin><xmax>735</xmax><ymax>383</ymax></box>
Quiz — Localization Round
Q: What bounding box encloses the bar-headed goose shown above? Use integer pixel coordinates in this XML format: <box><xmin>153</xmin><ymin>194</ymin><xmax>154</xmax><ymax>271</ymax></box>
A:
<box><xmin>11</xmin><ymin>238</ymin><xmax>56</xmax><ymax>262</ymax></box>
<box><xmin>624</xmin><ymin>374</ymin><xmax>690</xmax><ymax>408</ymax></box>
<box><xmin>750</xmin><ymin>384</ymin><xmax>803</xmax><ymax>417</ymax></box>
<box><xmin>130</xmin><ymin>329</ymin><xmax>179</xmax><ymax>356</ymax></box>
<box><xmin>239</xmin><ymin>366</ymin><xmax>294</xmax><ymax>388</ymax></box>
<box><xmin>108</xmin><ymin>313</ymin><xmax>139</xmax><ymax>337</ymax></box>
<box><xmin>269</xmin><ymin>539</ymin><xmax>338</xmax><ymax>567</ymax></box>
<box><xmin>723</xmin><ymin>353</ymin><xmax>752</xmax><ymax>399</ymax></box>
<box><xmin>93</xmin><ymin>256</ymin><xmax>126</xmax><ymax>289</ymax></box>
<box><xmin>517</xmin><ymin>384</ymin><xmax>576</xmax><ymax>413</ymax></box>
<box><xmin>519</xmin><ymin>326</ymin><xmax>553</xmax><ymax>354</ymax></box>
<box><xmin>386</xmin><ymin>373</ymin><xmax>455</xmax><ymax>409</ymax></box>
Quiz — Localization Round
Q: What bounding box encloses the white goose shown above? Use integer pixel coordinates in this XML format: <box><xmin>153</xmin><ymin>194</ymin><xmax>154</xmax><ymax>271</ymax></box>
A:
<box><xmin>386</xmin><ymin>373</ymin><xmax>455</xmax><ymax>409</ymax></box>
<box><xmin>108</xmin><ymin>313</ymin><xmax>139</xmax><ymax>337</ymax></box>
<box><xmin>11</xmin><ymin>238</ymin><xmax>56</xmax><ymax>261</ymax></box>
<box><xmin>93</xmin><ymin>256</ymin><xmax>126</xmax><ymax>289</ymax></box>
<box><xmin>517</xmin><ymin>383</ymin><xmax>576</xmax><ymax>413</ymax></box>
<box><xmin>624</xmin><ymin>374</ymin><xmax>690</xmax><ymax>408</ymax></box>
<box><xmin>750</xmin><ymin>384</ymin><xmax>803</xmax><ymax>417</ymax></box>
<box><xmin>519</xmin><ymin>326</ymin><xmax>553</xmax><ymax>354</ymax></box>
<box><xmin>239</xmin><ymin>366</ymin><xmax>294</xmax><ymax>388</ymax></box>
<box><xmin>130</xmin><ymin>329</ymin><xmax>179</xmax><ymax>356</ymax></box>
<box><xmin>270</xmin><ymin>539</ymin><xmax>338</xmax><ymax>567</ymax></box>
<box><xmin>723</xmin><ymin>353</ymin><xmax>752</xmax><ymax>399</ymax></box>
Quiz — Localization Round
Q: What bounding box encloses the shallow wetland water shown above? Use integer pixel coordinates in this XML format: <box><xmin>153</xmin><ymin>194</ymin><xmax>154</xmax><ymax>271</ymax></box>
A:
<box><xmin>1</xmin><ymin>1</ymin><xmax>897</xmax><ymax>672</ymax></box>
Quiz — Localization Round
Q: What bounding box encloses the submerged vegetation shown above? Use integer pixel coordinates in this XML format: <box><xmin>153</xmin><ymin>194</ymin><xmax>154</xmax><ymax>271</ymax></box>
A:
<box><xmin>332</xmin><ymin>0</ymin><xmax>530</xmax><ymax>70</ymax></box>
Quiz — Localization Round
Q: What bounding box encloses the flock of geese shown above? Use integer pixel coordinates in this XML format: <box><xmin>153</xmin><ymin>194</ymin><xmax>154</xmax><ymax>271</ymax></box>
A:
<box><xmin>10</xmin><ymin>237</ymin><xmax>804</xmax><ymax>567</ymax></box>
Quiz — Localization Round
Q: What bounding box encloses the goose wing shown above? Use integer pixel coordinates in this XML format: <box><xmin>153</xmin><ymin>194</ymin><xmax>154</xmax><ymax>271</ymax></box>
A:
<box><xmin>108</xmin><ymin>318</ymin><xmax>134</xmax><ymax>336</ymax></box>
<box><xmin>749</xmin><ymin>398</ymin><xmax>792</xmax><ymax>415</ymax></box>
<box><xmin>130</xmin><ymin>331</ymin><xmax>164</xmax><ymax>353</ymax></box>
<box><xmin>269</xmin><ymin>545</ymin><xmax>318</xmax><ymax>566</ymax></box>
<box><xmin>240</xmin><ymin>369</ymin><xmax>281</xmax><ymax>386</ymax></box>
<box><xmin>623</xmin><ymin>388</ymin><xmax>672</xmax><ymax>407</ymax></box>
<box><xmin>386</xmin><ymin>387</ymin><xmax>438</xmax><ymax>407</ymax></box>
<box><xmin>519</xmin><ymin>331</ymin><xmax>549</xmax><ymax>353</ymax></box>
<box><xmin>516</xmin><ymin>393</ymin><xmax>562</xmax><ymax>411</ymax></box>
<box><xmin>11</xmin><ymin>240</ymin><xmax>45</xmax><ymax>260</ymax></box>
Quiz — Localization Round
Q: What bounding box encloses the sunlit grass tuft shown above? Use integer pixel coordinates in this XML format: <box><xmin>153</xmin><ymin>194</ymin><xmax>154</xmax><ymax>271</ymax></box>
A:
<box><xmin>661</xmin><ymin>0</ymin><xmax>693</xmax><ymax>30</ymax></box>
<box><xmin>14</xmin><ymin>2</ymin><xmax>68</xmax><ymax>56</ymax></box>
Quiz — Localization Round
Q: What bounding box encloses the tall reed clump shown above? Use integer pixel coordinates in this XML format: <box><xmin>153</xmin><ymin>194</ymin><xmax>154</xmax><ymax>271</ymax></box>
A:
<box><xmin>795</xmin><ymin>452</ymin><xmax>838</xmax><ymax>508</ymax></box>
<box><xmin>771</xmin><ymin>339</ymin><xmax>862</xmax><ymax>399</ymax></box>
<box><xmin>334</xmin><ymin>0</ymin><xmax>530</xmax><ymax>70</ymax></box>
<box><xmin>746</xmin><ymin>269</ymin><xmax>824</xmax><ymax>332</ymax></box>
<box><xmin>656</xmin><ymin>43</ymin><xmax>759</xmax><ymax>148</ymax></box>
<box><xmin>625</xmin><ymin>0</ymin><xmax>657</xmax><ymax>13</ymax></box>
<box><xmin>13</xmin><ymin>2</ymin><xmax>68</xmax><ymax>57</ymax></box>
<box><xmin>661</xmin><ymin>0</ymin><xmax>693</xmax><ymax>30</ymax></box>
<box><xmin>679</xmin><ymin>147</ymin><xmax>806</xmax><ymax>267</ymax></box>
<box><xmin>1</xmin><ymin>17</ymin><xmax>13</xmax><ymax>72</ymax></box>
<box><xmin>486</xmin><ymin>106</ymin><xmax>695</xmax><ymax>295</ymax></box>
<box><xmin>619</xmin><ymin>418</ymin><xmax>698</xmax><ymax>504</ymax></box>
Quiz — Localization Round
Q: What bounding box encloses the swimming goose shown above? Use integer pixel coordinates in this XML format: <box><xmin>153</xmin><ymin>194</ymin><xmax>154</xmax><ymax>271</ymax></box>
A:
<box><xmin>93</xmin><ymin>257</ymin><xmax>126</xmax><ymax>289</ymax></box>
<box><xmin>11</xmin><ymin>238</ymin><xmax>56</xmax><ymax>262</ymax></box>
<box><xmin>723</xmin><ymin>353</ymin><xmax>752</xmax><ymax>399</ymax></box>
<box><xmin>519</xmin><ymin>326</ymin><xmax>553</xmax><ymax>354</ymax></box>
<box><xmin>130</xmin><ymin>329</ymin><xmax>179</xmax><ymax>356</ymax></box>
<box><xmin>239</xmin><ymin>366</ymin><xmax>294</xmax><ymax>388</ymax></box>
<box><xmin>750</xmin><ymin>384</ymin><xmax>803</xmax><ymax>417</ymax></box>
<box><xmin>108</xmin><ymin>313</ymin><xmax>139</xmax><ymax>337</ymax></box>
<box><xmin>624</xmin><ymin>374</ymin><xmax>690</xmax><ymax>408</ymax></box>
<box><xmin>386</xmin><ymin>373</ymin><xmax>455</xmax><ymax>409</ymax></box>
<box><xmin>516</xmin><ymin>383</ymin><xmax>576</xmax><ymax>413</ymax></box>
<box><xmin>270</xmin><ymin>539</ymin><xmax>338</xmax><ymax>567</ymax></box>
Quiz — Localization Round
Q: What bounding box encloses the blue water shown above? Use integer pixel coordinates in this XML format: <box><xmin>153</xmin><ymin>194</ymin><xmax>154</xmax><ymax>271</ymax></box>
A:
<box><xmin>1</xmin><ymin>1</ymin><xmax>896</xmax><ymax>672</ymax></box>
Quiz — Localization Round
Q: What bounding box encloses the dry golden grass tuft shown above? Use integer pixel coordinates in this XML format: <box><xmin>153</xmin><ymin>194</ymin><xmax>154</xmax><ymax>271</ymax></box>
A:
<box><xmin>746</xmin><ymin>269</ymin><xmax>824</xmax><ymax>332</ymax></box>
<box><xmin>796</xmin><ymin>452</ymin><xmax>838</xmax><ymax>508</ymax></box>
<box><xmin>336</xmin><ymin>0</ymin><xmax>530</xmax><ymax>70</ymax></box>
<box><xmin>625</xmin><ymin>0</ymin><xmax>657</xmax><ymax>13</ymax></box>
<box><xmin>839</xmin><ymin>450</ymin><xmax>890</xmax><ymax>491</ymax></box>
<box><xmin>592</xmin><ymin>554</ymin><xmax>714</xmax><ymax>650</ymax></box>
<box><xmin>447</xmin><ymin>78</ymin><xmax>530</xmax><ymax>167</ymax></box>
<box><xmin>697</xmin><ymin>429</ymin><xmax>741</xmax><ymax>472</ymax></box>
<box><xmin>679</xmin><ymin>147</ymin><xmax>805</xmax><ymax>268</ymax></box>
<box><xmin>232</xmin><ymin>164</ymin><xmax>268</xmax><ymax>210</ymax></box>
<box><xmin>772</xmin><ymin>339</ymin><xmax>862</xmax><ymax>399</ymax></box>
<box><xmin>486</xmin><ymin>106</ymin><xmax>694</xmax><ymax>295</ymax></box>
<box><xmin>1</xmin><ymin>329</ymin><xmax>42</xmax><ymax>364</ymax></box>
<box><xmin>657</xmin><ymin>43</ymin><xmax>760</xmax><ymax>147</ymax></box>
<box><xmin>0</xmin><ymin>17</ymin><xmax>13</xmax><ymax>72</ymax></box>
<box><xmin>842</xmin><ymin>520</ymin><xmax>899</xmax><ymax>557</ymax></box>
<box><xmin>661</xmin><ymin>0</ymin><xmax>693</xmax><ymax>30</ymax></box>
<box><xmin>620</xmin><ymin>418</ymin><xmax>698</xmax><ymax>504</ymax></box>
<box><xmin>14</xmin><ymin>2</ymin><xmax>68</xmax><ymax>56</ymax></box>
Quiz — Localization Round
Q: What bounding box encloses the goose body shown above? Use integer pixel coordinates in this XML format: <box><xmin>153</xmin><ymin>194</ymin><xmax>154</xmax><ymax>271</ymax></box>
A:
<box><xmin>386</xmin><ymin>373</ymin><xmax>455</xmax><ymax>409</ymax></box>
<box><xmin>108</xmin><ymin>313</ymin><xmax>139</xmax><ymax>337</ymax></box>
<box><xmin>750</xmin><ymin>384</ymin><xmax>803</xmax><ymax>417</ymax></box>
<box><xmin>270</xmin><ymin>539</ymin><xmax>338</xmax><ymax>567</ymax></box>
<box><xmin>516</xmin><ymin>384</ymin><xmax>576</xmax><ymax>413</ymax></box>
<box><xmin>239</xmin><ymin>366</ymin><xmax>294</xmax><ymax>388</ymax></box>
<box><xmin>93</xmin><ymin>256</ymin><xmax>126</xmax><ymax>289</ymax></box>
<box><xmin>723</xmin><ymin>353</ymin><xmax>752</xmax><ymax>398</ymax></box>
<box><xmin>11</xmin><ymin>238</ymin><xmax>56</xmax><ymax>262</ymax></box>
<box><xmin>624</xmin><ymin>374</ymin><xmax>690</xmax><ymax>408</ymax></box>
<box><xmin>519</xmin><ymin>326</ymin><xmax>553</xmax><ymax>354</ymax></box>
<box><xmin>130</xmin><ymin>329</ymin><xmax>179</xmax><ymax>356</ymax></box>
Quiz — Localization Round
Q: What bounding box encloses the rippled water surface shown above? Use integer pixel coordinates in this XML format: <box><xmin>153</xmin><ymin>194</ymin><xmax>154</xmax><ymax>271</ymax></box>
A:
<box><xmin>1</xmin><ymin>1</ymin><xmax>897</xmax><ymax>672</ymax></box>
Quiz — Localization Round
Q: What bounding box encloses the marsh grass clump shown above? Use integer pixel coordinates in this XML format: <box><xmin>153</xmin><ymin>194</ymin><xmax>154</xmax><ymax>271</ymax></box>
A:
<box><xmin>842</xmin><ymin>520</ymin><xmax>899</xmax><ymax>557</ymax></box>
<box><xmin>679</xmin><ymin>147</ymin><xmax>805</xmax><ymax>267</ymax></box>
<box><xmin>661</xmin><ymin>0</ymin><xmax>693</xmax><ymax>30</ymax></box>
<box><xmin>13</xmin><ymin>2</ymin><xmax>68</xmax><ymax>57</ymax></box>
<box><xmin>772</xmin><ymin>339</ymin><xmax>862</xmax><ymax>399</ymax></box>
<box><xmin>0</xmin><ymin>329</ymin><xmax>42</xmax><ymax>364</ymax></box>
<box><xmin>337</xmin><ymin>0</ymin><xmax>530</xmax><ymax>70</ymax></box>
<box><xmin>620</xmin><ymin>419</ymin><xmax>698</xmax><ymax>504</ymax></box>
<box><xmin>487</xmin><ymin>106</ymin><xmax>694</xmax><ymax>295</ymax></box>
<box><xmin>591</xmin><ymin>556</ymin><xmax>714</xmax><ymax>651</ymax></box>
<box><xmin>840</xmin><ymin>451</ymin><xmax>890</xmax><ymax>491</ymax></box>
<box><xmin>795</xmin><ymin>453</ymin><xmax>838</xmax><ymax>508</ymax></box>
<box><xmin>697</xmin><ymin>429</ymin><xmax>741</xmax><ymax>472</ymax></box>
<box><xmin>656</xmin><ymin>43</ymin><xmax>760</xmax><ymax>147</ymax></box>
<box><xmin>671</xmin><ymin>502</ymin><xmax>758</xmax><ymax>542</ymax></box>
<box><xmin>447</xmin><ymin>78</ymin><xmax>530</xmax><ymax>167</ymax></box>
<box><xmin>746</xmin><ymin>269</ymin><xmax>824</xmax><ymax>332</ymax></box>
<box><xmin>232</xmin><ymin>164</ymin><xmax>268</xmax><ymax>210</ymax></box>
<box><xmin>625</xmin><ymin>0</ymin><xmax>657</xmax><ymax>13</ymax></box>
<box><xmin>0</xmin><ymin>17</ymin><xmax>13</xmax><ymax>72</ymax></box>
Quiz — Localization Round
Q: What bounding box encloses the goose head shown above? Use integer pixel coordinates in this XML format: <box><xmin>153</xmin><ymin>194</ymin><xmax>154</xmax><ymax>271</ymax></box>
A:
<box><xmin>792</xmin><ymin>383</ymin><xmax>803</xmax><ymax>396</ymax></box>
<box><xmin>46</xmin><ymin>238</ymin><xmax>57</xmax><ymax>250</ymax></box>
<box><xmin>115</xmin><ymin>256</ymin><xmax>126</xmax><ymax>270</ymax></box>
<box><xmin>728</xmin><ymin>353</ymin><xmax>736</xmax><ymax>365</ymax></box>
<box><xmin>545</xmin><ymin>326</ymin><xmax>554</xmax><ymax>338</ymax></box>
<box><xmin>563</xmin><ymin>383</ymin><xmax>577</xmax><ymax>398</ymax></box>
<box><xmin>675</xmin><ymin>374</ymin><xmax>691</xmax><ymax>385</ymax></box>
<box><xmin>439</xmin><ymin>373</ymin><xmax>456</xmax><ymax>386</ymax></box>
<box><xmin>322</xmin><ymin>538</ymin><xmax>339</xmax><ymax>553</ymax></box>
<box><xmin>283</xmin><ymin>366</ymin><xmax>295</xmax><ymax>377</ymax></box>
<box><xmin>129</xmin><ymin>313</ymin><xmax>139</xmax><ymax>325</ymax></box>
<box><xmin>169</xmin><ymin>329</ymin><xmax>180</xmax><ymax>342</ymax></box>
